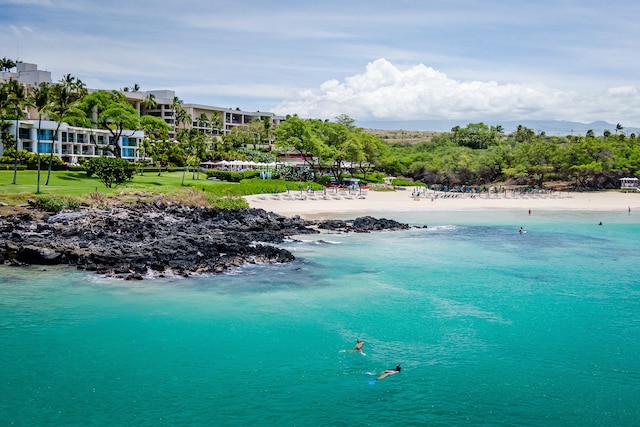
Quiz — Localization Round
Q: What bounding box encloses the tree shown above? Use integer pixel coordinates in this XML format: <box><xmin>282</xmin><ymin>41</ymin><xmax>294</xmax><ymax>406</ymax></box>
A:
<box><xmin>358</xmin><ymin>132</ymin><xmax>385</xmax><ymax>178</ymax></box>
<box><xmin>122</xmin><ymin>83</ymin><xmax>140</xmax><ymax>93</ymax></box>
<box><xmin>452</xmin><ymin>123</ymin><xmax>495</xmax><ymax>149</ymax></box>
<box><xmin>140</xmin><ymin>115</ymin><xmax>171</xmax><ymax>175</ymax></box>
<box><xmin>142</xmin><ymin>93</ymin><xmax>157</xmax><ymax>113</ymax></box>
<box><xmin>335</xmin><ymin>114</ymin><xmax>356</xmax><ymax>130</ymax></box>
<box><xmin>316</xmin><ymin>120</ymin><xmax>350</xmax><ymax>181</ymax></box>
<box><xmin>46</xmin><ymin>74</ymin><xmax>87</xmax><ymax>185</ymax></box>
<box><xmin>29</xmin><ymin>82</ymin><xmax>51</xmax><ymax>193</ymax></box>
<box><xmin>513</xmin><ymin>125</ymin><xmax>535</xmax><ymax>143</ymax></box>
<box><xmin>222</xmin><ymin>126</ymin><xmax>252</xmax><ymax>150</ymax></box>
<box><xmin>274</xmin><ymin>115</ymin><xmax>325</xmax><ymax>181</ymax></box>
<box><xmin>210</xmin><ymin>111</ymin><xmax>223</xmax><ymax>135</ymax></box>
<box><xmin>196</xmin><ymin>113</ymin><xmax>210</xmax><ymax>133</ymax></box>
<box><xmin>85</xmin><ymin>156</ymin><xmax>135</xmax><ymax>188</ymax></box>
<box><xmin>0</xmin><ymin>82</ymin><xmax>15</xmax><ymax>161</ymax></box>
<box><xmin>170</xmin><ymin>96</ymin><xmax>191</xmax><ymax>135</ymax></box>
<box><xmin>76</xmin><ymin>90</ymin><xmax>139</xmax><ymax>158</ymax></box>
<box><xmin>175</xmin><ymin>107</ymin><xmax>191</xmax><ymax>130</ymax></box>
<box><xmin>176</xmin><ymin>128</ymin><xmax>208</xmax><ymax>184</ymax></box>
<box><xmin>0</xmin><ymin>57</ymin><xmax>17</xmax><ymax>72</ymax></box>
<box><xmin>5</xmin><ymin>79</ymin><xmax>31</xmax><ymax>184</ymax></box>
<box><xmin>508</xmin><ymin>137</ymin><xmax>559</xmax><ymax>187</ymax></box>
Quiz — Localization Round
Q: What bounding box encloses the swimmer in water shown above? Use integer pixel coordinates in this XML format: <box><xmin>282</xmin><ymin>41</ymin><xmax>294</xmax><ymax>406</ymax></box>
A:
<box><xmin>348</xmin><ymin>339</ymin><xmax>365</xmax><ymax>354</ymax></box>
<box><xmin>377</xmin><ymin>365</ymin><xmax>401</xmax><ymax>380</ymax></box>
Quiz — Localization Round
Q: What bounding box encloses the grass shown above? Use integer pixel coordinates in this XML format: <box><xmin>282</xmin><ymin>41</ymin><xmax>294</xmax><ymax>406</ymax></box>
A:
<box><xmin>0</xmin><ymin>170</ymin><xmax>322</xmax><ymax>208</ymax></box>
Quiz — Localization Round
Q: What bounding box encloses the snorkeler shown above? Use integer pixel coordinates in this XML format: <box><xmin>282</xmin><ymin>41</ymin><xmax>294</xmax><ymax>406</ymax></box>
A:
<box><xmin>377</xmin><ymin>365</ymin><xmax>401</xmax><ymax>380</ymax></box>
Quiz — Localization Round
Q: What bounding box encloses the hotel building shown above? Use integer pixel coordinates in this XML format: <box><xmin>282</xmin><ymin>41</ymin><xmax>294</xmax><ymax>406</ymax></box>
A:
<box><xmin>1</xmin><ymin>63</ymin><xmax>284</xmax><ymax>163</ymax></box>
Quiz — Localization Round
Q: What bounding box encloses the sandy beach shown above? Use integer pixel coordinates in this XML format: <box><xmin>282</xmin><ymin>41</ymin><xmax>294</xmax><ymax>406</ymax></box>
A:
<box><xmin>245</xmin><ymin>188</ymin><xmax>640</xmax><ymax>219</ymax></box>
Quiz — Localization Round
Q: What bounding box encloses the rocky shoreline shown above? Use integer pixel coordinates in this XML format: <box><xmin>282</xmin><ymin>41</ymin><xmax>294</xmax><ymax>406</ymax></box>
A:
<box><xmin>0</xmin><ymin>201</ymin><xmax>409</xmax><ymax>280</ymax></box>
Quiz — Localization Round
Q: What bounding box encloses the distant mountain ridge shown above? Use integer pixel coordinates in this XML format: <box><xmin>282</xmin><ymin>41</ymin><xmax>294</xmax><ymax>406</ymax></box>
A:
<box><xmin>356</xmin><ymin>119</ymin><xmax>640</xmax><ymax>137</ymax></box>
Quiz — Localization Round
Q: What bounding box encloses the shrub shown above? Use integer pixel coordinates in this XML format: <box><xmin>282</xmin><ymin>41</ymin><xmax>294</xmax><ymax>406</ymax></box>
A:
<box><xmin>85</xmin><ymin>157</ymin><xmax>135</xmax><ymax>188</ymax></box>
<box><xmin>206</xmin><ymin>169</ymin><xmax>260</xmax><ymax>182</ymax></box>
<box><xmin>274</xmin><ymin>166</ymin><xmax>313</xmax><ymax>181</ymax></box>
<box><xmin>32</xmin><ymin>195</ymin><xmax>81</xmax><ymax>213</ymax></box>
<box><xmin>207</xmin><ymin>195</ymin><xmax>249</xmax><ymax>209</ymax></box>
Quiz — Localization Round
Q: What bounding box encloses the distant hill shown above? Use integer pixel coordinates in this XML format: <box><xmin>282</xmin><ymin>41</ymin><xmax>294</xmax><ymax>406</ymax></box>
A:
<box><xmin>357</xmin><ymin>119</ymin><xmax>640</xmax><ymax>137</ymax></box>
<box><xmin>363</xmin><ymin>129</ymin><xmax>436</xmax><ymax>144</ymax></box>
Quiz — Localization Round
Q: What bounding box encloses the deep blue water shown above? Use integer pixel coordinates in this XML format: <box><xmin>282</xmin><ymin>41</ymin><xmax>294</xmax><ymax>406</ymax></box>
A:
<box><xmin>1</xmin><ymin>210</ymin><xmax>639</xmax><ymax>426</ymax></box>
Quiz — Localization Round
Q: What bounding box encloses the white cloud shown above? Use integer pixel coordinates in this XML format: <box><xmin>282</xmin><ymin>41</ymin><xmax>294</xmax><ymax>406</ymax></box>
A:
<box><xmin>274</xmin><ymin>59</ymin><xmax>640</xmax><ymax>126</ymax></box>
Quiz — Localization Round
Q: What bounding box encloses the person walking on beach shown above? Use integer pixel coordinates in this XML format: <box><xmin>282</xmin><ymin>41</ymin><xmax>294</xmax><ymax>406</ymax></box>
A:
<box><xmin>377</xmin><ymin>365</ymin><xmax>401</xmax><ymax>380</ymax></box>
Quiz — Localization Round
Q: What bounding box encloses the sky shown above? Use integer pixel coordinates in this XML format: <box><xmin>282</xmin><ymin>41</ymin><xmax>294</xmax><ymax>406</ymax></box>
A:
<box><xmin>2</xmin><ymin>0</ymin><xmax>640</xmax><ymax>129</ymax></box>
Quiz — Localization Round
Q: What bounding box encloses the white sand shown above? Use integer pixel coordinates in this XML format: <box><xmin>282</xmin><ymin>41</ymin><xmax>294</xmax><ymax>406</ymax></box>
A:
<box><xmin>245</xmin><ymin>188</ymin><xmax>640</xmax><ymax>219</ymax></box>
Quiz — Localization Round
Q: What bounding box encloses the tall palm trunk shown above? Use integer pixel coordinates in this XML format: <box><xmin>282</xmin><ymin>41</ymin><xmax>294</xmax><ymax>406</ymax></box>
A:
<box><xmin>45</xmin><ymin>123</ymin><xmax>61</xmax><ymax>186</ymax></box>
<box><xmin>11</xmin><ymin>114</ymin><xmax>18</xmax><ymax>184</ymax></box>
<box><xmin>36</xmin><ymin>116</ymin><xmax>42</xmax><ymax>193</ymax></box>
<box><xmin>181</xmin><ymin>164</ymin><xmax>189</xmax><ymax>185</ymax></box>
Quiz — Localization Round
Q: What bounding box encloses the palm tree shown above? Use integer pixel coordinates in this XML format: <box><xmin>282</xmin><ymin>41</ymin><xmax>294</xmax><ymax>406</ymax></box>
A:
<box><xmin>45</xmin><ymin>75</ymin><xmax>86</xmax><ymax>185</ymax></box>
<box><xmin>6</xmin><ymin>79</ymin><xmax>31</xmax><ymax>184</ymax></box>
<box><xmin>142</xmin><ymin>93</ymin><xmax>157</xmax><ymax>113</ymax></box>
<box><xmin>30</xmin><ymin>82</ymin><xmax>51</xmax><ymax>193</ymax></box>
<box><xmin>210</xmin><ymin>111</ymin><xmax>223</xmax><ymax>135</ymax></box>
<box><xmin>197</xmin><ymin>113</ymin><xmax>210</xmax><ymax>133</ymax></box>
<box><xmin>615</xmin><ymin>123</ymin><xmax>623</xmax><ymax>135</ymax></box>
<box><xmin>177</xmin><ymin>129</ymin><xmax>208</xmax><ymax>184</ymax></box>
<box><xmin>175</xmin><ymin>107</ymin><xmax>191</xmax><ymax>130</ymax></box>
<box><xmin>0</xmin><ymin>57</ymin><xmax>17</xmax><ymax>72</ymax></box>
<box><xmin>0</xmin><ymin>82</ymin><xmax>14</xmax><ymax>160</ymax></box>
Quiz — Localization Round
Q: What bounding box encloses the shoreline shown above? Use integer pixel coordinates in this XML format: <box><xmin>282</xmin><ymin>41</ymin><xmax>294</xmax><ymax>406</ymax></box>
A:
<box><xmin>245</xmin><ymin>188</ymin><xmax>640</xmax><ymax>220</ymax></box>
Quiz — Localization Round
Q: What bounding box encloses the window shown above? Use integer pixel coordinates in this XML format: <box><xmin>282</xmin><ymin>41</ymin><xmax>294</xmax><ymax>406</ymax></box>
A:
<box><xmin>19</xmin><ymin>128</ymin><xmax>31</xmax><ymax>139</ymax></box>
<box><xmin>121</xmin><ymin>148</ymin><xmax>135</xmax><ymax>157</ymax></box>
<box><xmin>77</xmin><ymin>134</ymin><xmax>85</xmax><ymax>143</ymax></box>
<box><xmin>122</xmin><ymin>137</ymin><xmax>137</xmax><ymax>147</ymax></box>
<box><xmin>38</xmin><ymin>142</ymin><xmax>52</xmax><ymax>154</ymax></box>
<box><xmin>37</xmin><ymin>129</ymin><xmax>53</xmax><ymax>141</ymax></box>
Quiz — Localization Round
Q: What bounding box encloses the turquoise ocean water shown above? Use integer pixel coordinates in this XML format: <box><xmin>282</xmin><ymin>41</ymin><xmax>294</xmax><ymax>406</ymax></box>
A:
<box><xmin>1</xmin><ymin>210</ymin><xmax>639</xmax><ymax>426</ymax></box>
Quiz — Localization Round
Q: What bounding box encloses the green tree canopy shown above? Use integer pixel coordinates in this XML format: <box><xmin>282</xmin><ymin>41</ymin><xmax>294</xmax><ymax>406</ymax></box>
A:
<box><xmin>75</xmin><ymin>90</ymin><xmax>140</xmax><ymax>157</ymax></box>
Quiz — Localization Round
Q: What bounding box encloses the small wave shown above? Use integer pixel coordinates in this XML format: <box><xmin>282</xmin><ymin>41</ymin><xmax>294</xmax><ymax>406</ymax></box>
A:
<box><xmin>425</xmin><ymin>225</ymin><xmax>459</xmax><ymax>232</ymax></box>
<box><xmin>294</xmin><ymin>238</ymin><xmax>342</xmax><ymax>245</ymax></box>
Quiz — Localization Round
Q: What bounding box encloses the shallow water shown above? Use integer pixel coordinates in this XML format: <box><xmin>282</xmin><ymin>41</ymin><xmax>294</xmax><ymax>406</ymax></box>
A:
<box><xmin>1</xmin><ymin>211</ymin><xmax>639</xmax><ymax>426</ymax></box>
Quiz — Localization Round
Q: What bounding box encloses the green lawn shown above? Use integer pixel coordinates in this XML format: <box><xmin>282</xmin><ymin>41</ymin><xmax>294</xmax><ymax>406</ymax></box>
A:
<box><xmin>0</xmin><ymin>169</ymin><xmax>320</xmax><ymax>206</ymax></box>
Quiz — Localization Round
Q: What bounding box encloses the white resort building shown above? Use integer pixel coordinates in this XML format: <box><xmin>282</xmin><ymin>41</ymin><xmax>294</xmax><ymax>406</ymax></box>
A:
<box><xmin>8</xmin><ymin>120</ymin><xmax>144</xmax><ymax>164</ymax></box>
<box><xmin>1</xmin><ymin>62</ymin><xmax>284</xmax><ymax>163</ymax></box>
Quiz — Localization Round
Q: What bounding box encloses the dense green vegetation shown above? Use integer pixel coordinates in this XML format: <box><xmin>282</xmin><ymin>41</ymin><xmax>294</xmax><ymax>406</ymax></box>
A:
<box><xmin>379</xmin><ymin>123</ymin><xmax>640</xmax><ymax>189</ymax></box>
<box><xmin>2</xmin><ymin>61</ymin><xmax>639</xmax><ymax>205</ymax></box>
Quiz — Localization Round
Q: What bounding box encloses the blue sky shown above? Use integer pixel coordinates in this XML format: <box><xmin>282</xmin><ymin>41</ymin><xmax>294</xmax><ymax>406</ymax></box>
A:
<box><xmin>2</xmin><ymin>0</ymin><xmax>640</xmax><ymax>127</ymax></box>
